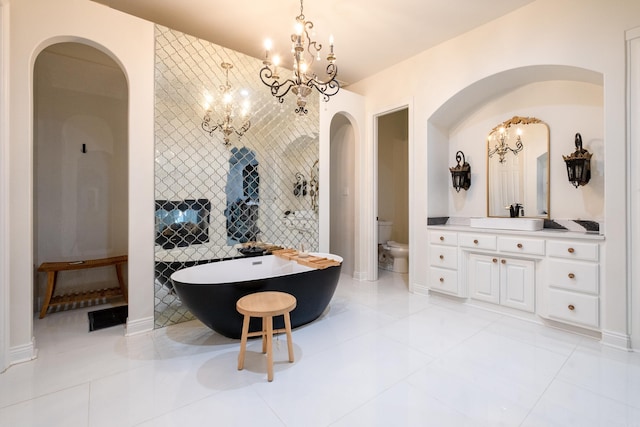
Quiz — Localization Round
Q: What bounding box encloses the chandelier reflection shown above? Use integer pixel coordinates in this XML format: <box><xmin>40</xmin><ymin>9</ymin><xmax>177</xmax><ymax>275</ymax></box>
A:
<box><xmin>488</xmin><ymin>126</ymin><xmax>524</xmax><ymax>163</ymax></box>
<box><xmin>260</xmin><ymin>0</ymin><xmax>339</xmax><ymax>115</ymax></box>
<box><xmin>202</xmin><ymin>62</ymin><xmax>251</xmax><ymax>146</ymax></box>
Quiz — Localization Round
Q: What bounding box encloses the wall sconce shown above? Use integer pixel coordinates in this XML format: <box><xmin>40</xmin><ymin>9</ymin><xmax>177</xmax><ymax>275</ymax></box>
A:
<box><xmin>563</xmin><ymin>133</ymin><xmax>592</xmax><ymax>188</ymax></box>
<box><xmin>449</xmin><ymin>151</ymin><xmax>471</xmax><ymax>192</ymax></box>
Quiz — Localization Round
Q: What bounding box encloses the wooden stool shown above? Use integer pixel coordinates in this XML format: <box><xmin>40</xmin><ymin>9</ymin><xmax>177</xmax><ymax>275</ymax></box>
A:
<box><xmin>236</xmin><ymin>291</ymin><xmax>297</xmax><ymax>382</ymax></box>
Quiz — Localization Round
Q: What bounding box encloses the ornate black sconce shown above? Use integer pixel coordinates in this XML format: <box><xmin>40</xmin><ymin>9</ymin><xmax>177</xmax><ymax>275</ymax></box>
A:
<box><xmin>449</xmin><ymin>151</ymin><xmax>471</xmax><ymax>192</ymax></box>
<box><xmin>563</xmin><ymin>133</ymin><xmax>592</xmax><ymax>188</ymax></box>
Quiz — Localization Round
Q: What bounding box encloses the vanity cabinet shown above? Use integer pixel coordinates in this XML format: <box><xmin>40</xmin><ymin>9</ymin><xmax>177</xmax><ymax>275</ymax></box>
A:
<box><xmin>546</xmin><ymin>240</ymin><xmax>600</xmax><ymax>328</ymax></box>
<box><xmin>467</xmin><ymin>251</ymin><xmax>536</xmax><ymax>312</ymax></box>
<box><xmin>428</xmin><ymin>230</ymin><xmax>462</xmax><ymax>296</ymax></box>
<box><xmin>427</xmin><ymin>226</ymin><xmax>604</xmax><ymax>333</ymax></box>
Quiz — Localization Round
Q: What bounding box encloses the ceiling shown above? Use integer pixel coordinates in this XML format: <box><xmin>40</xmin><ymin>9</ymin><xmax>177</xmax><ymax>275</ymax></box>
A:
<box><xmin>91</xmin><ymin>0</ymin><xmax>535</xmax><ymax>85</ymax></box>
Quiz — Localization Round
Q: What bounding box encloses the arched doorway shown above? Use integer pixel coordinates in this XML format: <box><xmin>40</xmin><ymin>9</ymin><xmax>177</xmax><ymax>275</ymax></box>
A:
<box><xmin>33</xmin><ymin>42</ymin><xmax>128</xmax><ymax>321</ymax></box>
<box><xmin>329</xmin><ymin>114</ymin><xmax>356</xmax><ymax>275</ymax></box>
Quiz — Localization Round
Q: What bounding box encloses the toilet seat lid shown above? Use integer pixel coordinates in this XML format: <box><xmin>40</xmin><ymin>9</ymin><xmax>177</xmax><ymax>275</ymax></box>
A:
<box><xmin>387</xmin><ymin>241</ymin><xmax>408</xmax><ymax>249</ymax></box>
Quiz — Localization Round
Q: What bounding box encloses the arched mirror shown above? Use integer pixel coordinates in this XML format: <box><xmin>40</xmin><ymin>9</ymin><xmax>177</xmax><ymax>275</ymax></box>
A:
<box><xmin>487</xmin><ymin>116</ymin><xmax>550</xmax><ymax>218</ymax></box>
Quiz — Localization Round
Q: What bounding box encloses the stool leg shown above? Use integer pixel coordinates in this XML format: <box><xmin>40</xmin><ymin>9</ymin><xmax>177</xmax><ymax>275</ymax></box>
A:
<box><xmin>284</xmin><ymin>311</ymin><xmax>294</xmax><ymax>363</ymax></box>
<box><xmin>237</xmin><ymin>314</ymin><xmax>250</xmax><ymax>370</ymax></box>
<box><xmin>266</xmin><ymin>315</ymin><xmax>274</xmax><ymax>382</ymax></box>
<box><xmin>261</xmin><ymin>318</ymin><xmax>267</xmax><ymax>354</ymax></box>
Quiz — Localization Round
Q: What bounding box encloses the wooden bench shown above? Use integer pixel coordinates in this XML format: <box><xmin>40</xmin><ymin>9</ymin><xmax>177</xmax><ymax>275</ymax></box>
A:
<box><xmin>37</xmin><ymin>255</ymin><xmax>128</xmax><ymax>319</ymax></box>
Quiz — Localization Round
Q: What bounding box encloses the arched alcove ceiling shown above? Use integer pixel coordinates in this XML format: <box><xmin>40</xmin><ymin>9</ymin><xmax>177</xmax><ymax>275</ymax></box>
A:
<box><xmin>330</xmin><ymin>111</ymin><xmax>361</xmax><ymax>138</ymax></box>
<box><xmin>429</xmin><ymin>65</ymin><xmax>603</xmax><ymax>129</ymax></box>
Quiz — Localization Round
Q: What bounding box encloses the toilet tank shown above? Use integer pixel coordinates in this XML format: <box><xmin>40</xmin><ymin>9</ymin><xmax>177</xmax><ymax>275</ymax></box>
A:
<box><xmin>378</xmin><ymin>220</ymin><xmax>393</xmax><ymax>244</ymax></box>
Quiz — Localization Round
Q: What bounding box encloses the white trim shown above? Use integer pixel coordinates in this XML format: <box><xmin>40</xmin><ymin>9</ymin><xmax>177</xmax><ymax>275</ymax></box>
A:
<box><xmin>627</xmin><ymin>27</ymin><xmax>640</xmax><ymax>351</ymax></box>
<box><xmin>125</xmin><ymin>316</ymin><xmax>154</xmax><ymax>336</ymax></box>
<box><xmin>601</xmin><ymin>329</ymin><xmax>632</xmax><ymax>351</ymax></box>
<box><xmin>627</xmin><ymin>27</ymin><xmax>640</xmax><ymax>41</ymax></box>
<box><xmin>0</xmin><ymin>1</ymin><xmax>10</xmax><ymax>373</ymax></box>
<box><xmin>9</xmin><ymin>338</ymin><xmax>37</xmax><ymax>365</ymax></box>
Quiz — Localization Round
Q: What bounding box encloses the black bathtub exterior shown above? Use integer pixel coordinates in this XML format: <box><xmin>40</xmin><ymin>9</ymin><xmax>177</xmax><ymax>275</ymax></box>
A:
<box><xmin>171</xmin><ymin>261</ymin><xmax>342</xmax><ymax>339</ymax></box>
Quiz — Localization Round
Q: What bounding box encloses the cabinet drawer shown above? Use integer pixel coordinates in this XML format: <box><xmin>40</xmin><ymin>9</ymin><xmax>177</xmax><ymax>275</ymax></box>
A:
<box><xmin>429</xmin><ymin>245</ymin><xmax>458</xmax><ymax>269</ymax></box>
<box><xmin>459</xmin><ymin>233</ymin><xmax>497</xmax><ymax>250</ymax></box>
<box><xmin>428</xmin><ymin>267</ymin><xmax>460</xmax><ymax>295</ymax></box>
<box><xmin>498</xmin><ymin>237</ymin><xmax>545</xmax><ymax>256</ymax></box>
<box><xmin>548</xmin><ymin>289</ymin><xmax>599</xmax><ymax>328</ymax></box>
<box><xmin>428</xmin><ymin>230</ymin><xmax>458</xmax><ymax>246</ymax></box>
<box><xmin>547</xmin><ymin>240</ymin><xmax>599</xmax><ymax>262</ymax></box>
<box><xmin>548</xmin><ymin>259</ymin><xmax>599</xmax><ymax>295</ymax></box>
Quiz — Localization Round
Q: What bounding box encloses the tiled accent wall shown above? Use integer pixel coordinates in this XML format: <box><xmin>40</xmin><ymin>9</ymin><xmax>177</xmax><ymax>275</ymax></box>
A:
<box><xmin>154</xmin><ymin>25</ymin><xmax>320</xmax><ymax>328</ymax></box>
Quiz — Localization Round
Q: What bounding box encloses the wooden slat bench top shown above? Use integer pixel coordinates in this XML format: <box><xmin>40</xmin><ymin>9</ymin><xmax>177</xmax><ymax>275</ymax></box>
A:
<box><xmin>38</xmin><ymin>255</ymin><xmax>128</xmax><ymax>273</ymax></box>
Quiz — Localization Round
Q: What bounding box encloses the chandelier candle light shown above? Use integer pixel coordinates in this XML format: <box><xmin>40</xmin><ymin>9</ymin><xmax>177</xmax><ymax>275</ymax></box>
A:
<box><xmin>260</xmin><ymin>0</ymin><xmax>340</xmax><ymax>115</ymax></box>
<box><xmin>488</xmin><ymin>126</ymin><xmax>524</xmax><ymax>164</ymax></box>
<box><xmin>202</xmin><ymin>62</ymin><xmax>251</xmax><ymax>146</ymax></box>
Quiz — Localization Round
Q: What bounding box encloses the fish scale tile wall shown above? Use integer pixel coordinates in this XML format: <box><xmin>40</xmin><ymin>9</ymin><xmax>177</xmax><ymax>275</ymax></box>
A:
<box><xmin>154</xmin><ymin>25</ymin><xmax>320</xmax><ymax>328</ymax></box>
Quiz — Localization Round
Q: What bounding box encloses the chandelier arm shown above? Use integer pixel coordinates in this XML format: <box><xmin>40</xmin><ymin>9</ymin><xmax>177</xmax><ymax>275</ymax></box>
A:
<box><xmin>234</xmin><ymin>120</ymin><xmax>251</xmax><ymax>137</ymax></box>
<box><xmin>202</xmin><ymin>117</ymin><xmax>221</xmax><ymax>136</ymax></box>
<box><xmin>259</xmin><ymin>66</ymin><xmax>299</xmax><ymax>102</ymax></box>
<box><xmin>306</xmin><ymin>79</ymin><xmax>340</xmax><ymax>102</ymax></box>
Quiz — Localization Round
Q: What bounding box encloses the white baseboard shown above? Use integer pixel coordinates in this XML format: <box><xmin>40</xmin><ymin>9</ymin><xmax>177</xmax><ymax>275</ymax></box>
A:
<box><xmin>125</xmin><ymin>316</ymin><xmax>154</xmax><ymax>336</ymax></box>
<box><xmin>601</xmin><ymin>329</ymin><xmax>631</xmax><ymax>350</ymax></box>
<box><xmin>353</xmin><ymin>270</ymin><xmax>368</xmax><ymax>281</ymax></box>
<box><xmin>9</xmin><ymin>338</ymin><xmax>37</xmax><ymax>365</ymax></box>
<box><xmin>411</xmin><ymin>283</ymin><xmax>430</xmax><ymax>296</ymax></box>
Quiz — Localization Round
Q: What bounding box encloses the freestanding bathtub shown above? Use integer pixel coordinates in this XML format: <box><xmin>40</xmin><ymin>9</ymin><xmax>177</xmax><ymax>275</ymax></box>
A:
<box><xmin>170</xmin><ymin>253</ymin><xmax>342</xmax><ymax>339</ymax></box>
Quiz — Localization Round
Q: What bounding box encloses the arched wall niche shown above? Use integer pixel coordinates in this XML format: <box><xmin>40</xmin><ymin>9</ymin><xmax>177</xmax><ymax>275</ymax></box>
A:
<box><xmin>329</xmin><ymin>112</ymin><xmax>357</xmax><ymax>275</ymax></box>
<box><xmin>33</xmin><ymin>40</ymin><xmax>129</xmax><ymax>314</ymax></box>
<box><xmin>31</xmin><ymin>36</ymin><xmax>130</xmax><ymax>87</ymax></box>
<box><xmin>429</xmin><ymin>65</ymin><xmax>603</xmax><ymax>129</ymax></box>
<box><xmin>426</xmin><ymin>64</ymin><xmax>604</xmax><ymax>220</ymax></box>
<box><xmin>318</xmin><ymin>89</ymin><xmax>366</xmax><ymax>278</ymax></box>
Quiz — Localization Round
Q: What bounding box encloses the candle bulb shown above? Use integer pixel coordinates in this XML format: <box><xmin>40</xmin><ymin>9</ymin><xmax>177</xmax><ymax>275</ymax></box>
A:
<box><xmin>264</xmin><ymin>39</ymin><xmax>272</xmax><ymax>59</ymax></box>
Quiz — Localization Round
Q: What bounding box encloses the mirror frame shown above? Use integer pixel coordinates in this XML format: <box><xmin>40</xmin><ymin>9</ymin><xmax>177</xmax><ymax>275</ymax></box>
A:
<box><xmin>486</xmin><ymin>116</ymin><xmax>550</xmax><ymax>219</ymax></box>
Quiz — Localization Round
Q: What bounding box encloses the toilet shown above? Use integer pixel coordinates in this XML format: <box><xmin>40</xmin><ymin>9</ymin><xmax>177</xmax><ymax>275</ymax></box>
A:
<box><xmin>387</xmin><ymin>241</ymin><xmax>409</xmax><ymax>273</ymax></box>
<box><xmin>377</xmin><ymin>220</ymin><xmax>409</xmax><ymax>273</ymax></box>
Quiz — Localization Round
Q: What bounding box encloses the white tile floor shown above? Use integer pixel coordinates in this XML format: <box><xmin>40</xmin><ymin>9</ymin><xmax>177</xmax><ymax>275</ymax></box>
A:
<box><xmin>2</xmin><ymin>270</ymin><xmax>640</xmax><ymax>426</ymax></box>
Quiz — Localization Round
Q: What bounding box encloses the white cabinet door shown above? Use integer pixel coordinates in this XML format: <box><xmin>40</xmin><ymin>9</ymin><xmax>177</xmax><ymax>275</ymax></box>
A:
<box><xmin>468</xmin><ymin>253</ymin><xmax>500</xmax><ymax>304</ymax></box>
<box><xmin>500</xmin><ymin>258</ymin><xmax>535</xmax><ymax>312</ymax></box>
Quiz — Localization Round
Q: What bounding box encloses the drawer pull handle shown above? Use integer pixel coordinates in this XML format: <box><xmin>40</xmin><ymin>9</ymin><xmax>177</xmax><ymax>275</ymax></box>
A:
<box><xmin>439</xmin><ymin>255</ymin><xmax>444</xmax><ymax>260</ymax></box>
<box><xmin>492</xmin><ymin>258</ymin><xmax>498</xmax><ymax>263</ymax></box>
<box><xmin>439</xmin><ymin>277</ymin><xmax>444</xmax><ymax>283</ymax></box>
<box><xmin>501</xmin><ymin>259</ymin><xmax>506</xmax><ymax>264</ymax></box>
<box><xmin>439</xmin><ymin>236</ymin><xmax>444</xmax><ymax>241</ymax></box>
<box><xmin>473</xmin><ymin>239</ymin><xmax>479</xmax><ymax>244</ymax></box>
<box><xmin>517</xmin><ymin>243</ymin><xmax>523</xmax><ymax>249</ymax></box>
<box><xmin>568</xmin><ymin>304</ymin><xmax>575</xmax><ymax>311</ymax></box>
<box><xmin>568</xmin><ymin>273</ymin><xmax>575</xmax><ymax>279</ymax></box>
<box><xmin>568</xmin><ymin>247</ymin><xmax>575</xmax><ymax>254</ymax></box>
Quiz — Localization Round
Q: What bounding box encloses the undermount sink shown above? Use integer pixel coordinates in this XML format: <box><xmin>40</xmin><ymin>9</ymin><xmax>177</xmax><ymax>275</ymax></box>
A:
<box><xmin>469</xmin><ymin>217</ymin><xmax>544</xmax><ymax>231</ymax></box>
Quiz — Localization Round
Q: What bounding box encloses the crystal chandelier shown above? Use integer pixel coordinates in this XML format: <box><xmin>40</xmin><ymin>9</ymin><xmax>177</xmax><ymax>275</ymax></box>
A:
<box><xmin>260</xmin><ymin>0</ymin><xmax>339</xmax><ymax>115</ymax></box>
<box><xmin>488</xmin><ymin>126</ymin><xmax>524</xmax><ymax>163</ymax></box>
<box><xmin>202</xmin><ymin>62</ymin><xmax>251</xmax><ymax>146</ymax></box>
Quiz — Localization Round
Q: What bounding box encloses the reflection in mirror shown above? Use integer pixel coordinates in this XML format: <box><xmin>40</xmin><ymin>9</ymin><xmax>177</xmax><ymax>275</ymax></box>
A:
<box><xmin>487</xmin><ymin>116</ymin><xmax>550</xmax><ymax>218</ymax></box>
